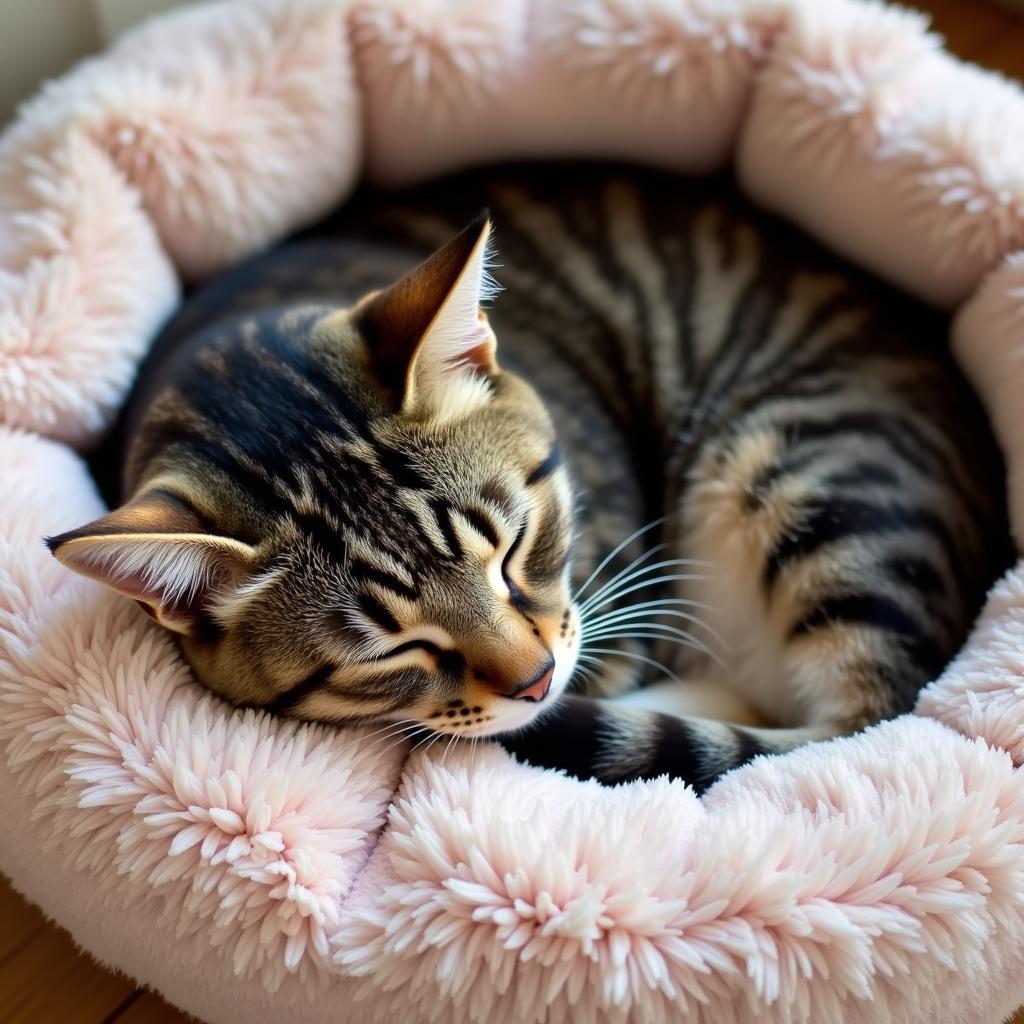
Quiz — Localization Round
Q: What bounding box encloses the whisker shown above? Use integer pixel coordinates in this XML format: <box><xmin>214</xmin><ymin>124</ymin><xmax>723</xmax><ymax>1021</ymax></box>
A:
<box><xmin>441</xmin><ymin>733</ymin><xmax>459</xmax><ymax>767</ymax></box>
<box><xmin>582</xmin><ymin>627</ymin><xmax>710</xmax><ymax>649</ymax></box>
<box><xmin>583</xmin><ymin>606</ymin><xmax>726</xmax><ymax>645</ymax></box>
<box><xmin>379</xmin><ymin>725</ymin><xmax>430</xmax><ymax>758</ymax></box>
<box><xmin>410</xmin><ymin>730</ymin><xmax>442</xmax><ymax>758</ymax></box>
<box><xmin>580</xmin><ymin>627</ymin><xmax>725</xmax><ymax>668</ymax></box>
<box><xmin>572</xmin><ymin>661</ymin><xmax>607</xmax><ymax>694</ymax></box>
<box><xmin>583</xmin><ymin>596</ymin><xmax>716</xmax><ymax>622</ymax></box>
<box><xmin>573</xmin><ymin>517</ymin><xmax>668</xmax><ymax>600</ymax></box>
<box><xmin>571</xmin><ymin>662</ymin><xmax>595</xmax><ymax>688</ymax></box>
<box><xmin>581</xmin><ymin>574</ymin><xmax>709</xmax><ymax>617</ymax></box>
<box><xmin>358</xmin><ymin>717</ymin><xmax>420</xmax><ymax>744</ymax></box>
<box><xmin>576</xmin><ymin>646</ymin><xmax>683</xmax><ymax>685</ymax></box>
<box><xmin>578</xmin><ymin>558</ymin><xmax>714</xmax><ymax>614</ymax></box>
<box><xmin>583</xmin><ymin>608</ymin><xmax>724</xmax><ymax>646</ymax></box>
<box><xmin>425</xmin><ymin>733</ymin><xmax>447</xmax><ymax>758</ymax></box>
<box><xmin>576</xmin><ymin>543</ymin><xmax>668</xmax><ymax>612</ymax></box>
<box><xmin>359</xmin><ymin>721</ymin><xmax>425</xmax><ymax>751</ymax></box>
<box><xmin>361</xmin><ymin>717</ymin><xmax>418</xmax><ymax>738</ymax></box>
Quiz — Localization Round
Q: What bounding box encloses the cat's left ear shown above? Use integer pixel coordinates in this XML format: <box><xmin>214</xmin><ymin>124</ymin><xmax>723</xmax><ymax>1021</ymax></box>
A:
<box><xmin>46</xmin><ymin>489</ymin><xmax>259</xmax><ymax>635</ymax></box>
<box><xmin>356</xmin><ymin>213</ymin><xmax>499</xmax><ymax>418</ymax></box>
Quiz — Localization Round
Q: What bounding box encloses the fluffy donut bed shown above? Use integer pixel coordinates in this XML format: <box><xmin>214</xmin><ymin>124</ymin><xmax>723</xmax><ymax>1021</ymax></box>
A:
<box><xmin>3</xmin><ymin>2</ymin><xmax>1024</xmax><ymax>1022</ymax></box>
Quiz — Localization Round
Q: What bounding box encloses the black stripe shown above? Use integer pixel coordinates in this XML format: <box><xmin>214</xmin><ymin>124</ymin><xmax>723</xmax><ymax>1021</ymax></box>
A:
<box><xmin>280</xmin><ymin>332</ymin><xmax>372</xmax><ymax>436</ymax></box>
<box><xmin>265</xmin><ymin>663</ymin><xmax>337</xmax><ymax>715</ymax></box>
<box><xmin>644</xmin><ymin>717</ymin><xmax>770</xmax><ymax>794</ymax></box>
<box><xmin>379</xmin><ymin>639</ymin><xmax>443</xmax><ymax>659</ymax></box>
<box><xmin>763</xmin><ymin>497</ymin><xmax>964</xmax><ymax>595</ymax></box>
<box><xmin>460</xmin><ymin>506</ymin><xmax>500</xmax><ymax>547</ymax></box>
<box><xmin>775</xmin><ymin>413</ymin><xmax>939</xmax><ymax>479</ymax></box>
<box><xmin>640</xmin><ymin>714</ymin><xmax>708</xmax><ymax>785</ymax></box>
<box><xmin>498</xmin><ymin>212</ymin><xmax>632</xmax><ymax>395</ymax></box>
<box><xmin>431</xmin><ymin>499</ymin><xmax>463</xmax><ymax>560</ymax></box>
<box><xmin>526</xmin><ymin>443</ymin><xmax>562</xmax><ymax>486</ymax></box>
<box><xmin>132</xmin><ymin>419</ymin><xmax>289</xmax><ymax>515</ymax></box>
<box><xmin>744</xmin><ymin>446</ymin><xmax>824</xmax><ymax>511</ymax></box>
<box><xmin>497</xmin><ymin>695</ymin><xmax>604</xmax><ymax>779</ymax></box>
<box><xmin>824</xmin><ymin>462</ymin><xmax>900</xmax><ymax>489</ymax></box>
<box><xmin>791</xmin><ymin>593</ymin><xmax>923</xmax><ymax>641</ymax></box>
<box><xmin>322</xmin><ymin>666</ymin><xmax>425</xmax><ymax>705</ymax></box>
<box><xmin>522</xmin><ymin>503</ymin><xmax>570</xmax><ymax>586</ymax></box>
<box><xmin>790</xmin><ymin>592</ymin><xmax>947</xmax><ymax>679</ymax></box>
<box><xmin>634</xmin><ymin>188</ymin><xmax>696</xmax><ymax>380</ymax></box>
<box><xmin>189</xmin><ymin>608</ymin><xmax>226</xmax><ymax>645</ymax></box>
<box><xmin>729</xmin><ymin>726</ymin><xmax>767</xmax><ymax>776</ymax></box>
<box><xmin>688</xmin><ymin>211</ymin><xmax>786</xmax><ymax>408</ymax></box>
<box><xmin>291</xmin><ymin>512</ymin><xmax>349</xmax><ymax>564</ymax></box>
<box><xmin>349</xmin><ymin>558</ymin><xmax>419</xmax><ymax>601</ymax></box>
<box><xmin>587</xmin><ymin>191</ymin><xmax>657</xmax><ymax>409</ymax></box>
<box><xmin>768</xmin><ymin>377</ymin><xmax>847</xmax><ymax>402</ymax></box>
<box><xmin>883</xmin><ymin>555</ymin><xmax>946</xmax><ymax>600</ymax></box>
<box><xmin>501</xmin><ymin>521</ymin><xmax>528</xmax><ymax>578</ymax></box>
<box><xmin>355</xmin><ymin>591</ymin><xmax>401</xmax><ymax>633</ymax></box>
<box><xmin>672</xmin><ymin>255</ymin><xmax>780</xmax><ymax>481</ymax></box>
<box><xmin>373</xmin><ymin>441</ymin><xmax>431</xmax><ymax>490</ymax></box>
<box><xmin>480</xmin><ymin>478</ymin><xmax>517</xmax><ymax>517</ymax></box>
<box><xmin>748</xmin><ymin>291</ymin><xmax>864</xmax><ymax>388</ymax></box>
<box><xmin>767</xmin><ymin>409</ymin><xmax>983</xmax><ymax>526</ymax></box>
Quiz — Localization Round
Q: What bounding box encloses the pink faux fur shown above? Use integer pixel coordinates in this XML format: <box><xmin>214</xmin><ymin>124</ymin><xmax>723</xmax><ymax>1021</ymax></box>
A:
<box><xmin>2</xmin><ymin>1</ymin><xmax>1024</xmax><ymax>1023</ymax></box>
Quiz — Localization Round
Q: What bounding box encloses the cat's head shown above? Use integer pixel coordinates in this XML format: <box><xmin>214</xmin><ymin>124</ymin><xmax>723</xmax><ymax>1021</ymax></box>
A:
<box><xmin>48</xmin><ymin>216</ymin><xmax>580</xmax><ymax>738</ymax></box>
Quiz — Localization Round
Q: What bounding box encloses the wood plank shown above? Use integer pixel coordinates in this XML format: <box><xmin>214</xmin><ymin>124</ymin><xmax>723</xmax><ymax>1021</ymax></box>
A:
<box><xmin>904</xmin><ymin>0</ymin><xmax>1014</xmax><ymax>59</ymax></box>
<box><xmin>975</xmin><ymin>31</ymin><xmax>1024</xmax><ymax>81</ymax></box>
<box><xmin>0</xmin><ymin>919</ymin><xmax>136</xmax><ymax>1024</ymax></box>
<box><xmin>110</xmin><ymin>990</ymin><xmax>196</xmax><ymax>1023</ymax></box>
<box><xmin>0</xmin><ymin>875</ymin><xmax>46</xmax><ymax>965</ymax></box>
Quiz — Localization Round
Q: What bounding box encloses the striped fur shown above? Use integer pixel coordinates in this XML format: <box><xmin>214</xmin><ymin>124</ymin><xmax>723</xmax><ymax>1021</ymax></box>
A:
<box><xmin>56</xmin><ymin>165</ymin><xmax>1009</xmax><ymax>792</ymax></box>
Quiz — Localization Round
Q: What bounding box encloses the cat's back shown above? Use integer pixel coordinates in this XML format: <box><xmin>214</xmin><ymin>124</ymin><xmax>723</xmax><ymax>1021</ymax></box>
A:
<box><xmin>116</xmin><ymin>164</ymin><xmax>998</xmax><ymax>521</ymax></box>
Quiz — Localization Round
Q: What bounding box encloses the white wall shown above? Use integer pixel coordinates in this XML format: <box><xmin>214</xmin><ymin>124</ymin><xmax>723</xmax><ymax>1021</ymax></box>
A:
<box><xmin>0</xmin><ymin>0</ymin><xmax>192</xmax><ymax>127</ymax></box>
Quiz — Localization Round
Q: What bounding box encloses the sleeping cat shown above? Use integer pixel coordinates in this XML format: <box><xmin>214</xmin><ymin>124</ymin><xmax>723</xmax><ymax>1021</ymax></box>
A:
<box><xmin>51</xmin><ymin>166</ymin><xmax>1010</xmax><ymax>792</ymax></box>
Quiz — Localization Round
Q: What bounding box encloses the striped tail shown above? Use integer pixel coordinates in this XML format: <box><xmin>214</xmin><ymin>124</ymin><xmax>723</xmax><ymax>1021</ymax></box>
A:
<box><xmin>498</xmin><ymin>695</ymin><xmax>837</xmax><ymax>794</ymax></box>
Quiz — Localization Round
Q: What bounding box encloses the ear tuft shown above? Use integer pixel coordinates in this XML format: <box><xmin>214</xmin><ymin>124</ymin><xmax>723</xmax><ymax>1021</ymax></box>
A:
<box><xmin>48</xmin><ymin>489</ymin><xmax>257</xmax><ymax>635</ymax></box>
<box><xmin>356</xmin><ymin>213</ymin><xmax>501</xmax><ymax>420</ymax></box>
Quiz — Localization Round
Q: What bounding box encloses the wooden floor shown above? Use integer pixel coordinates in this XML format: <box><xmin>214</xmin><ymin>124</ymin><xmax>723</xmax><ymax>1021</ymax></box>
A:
<box><xmin>2</xmin><ymin>2</ymin><xmax>1024</xmax><ymax>1022</ymax></box>
<box><xmin>0</xmin><ymin>874</ymin><xmax>190</xmax><ymax>1023</ymax></box>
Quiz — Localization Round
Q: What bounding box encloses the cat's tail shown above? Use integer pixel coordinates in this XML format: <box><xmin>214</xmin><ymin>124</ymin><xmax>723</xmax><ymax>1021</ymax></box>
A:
<box><xmin>497</xmin><ymin>695</ymin><xmax>840</xmax><ymax>793</ymax></box>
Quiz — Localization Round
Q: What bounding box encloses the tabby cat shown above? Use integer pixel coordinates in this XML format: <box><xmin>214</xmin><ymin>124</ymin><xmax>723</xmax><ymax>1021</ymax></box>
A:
<box><xmin>51</xmin><ymin>166</ymin><xmax>1010</xmax><ymax>793</ymax></box>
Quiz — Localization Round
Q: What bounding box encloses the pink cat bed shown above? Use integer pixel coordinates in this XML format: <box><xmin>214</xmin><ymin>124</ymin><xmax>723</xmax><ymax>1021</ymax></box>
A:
<box><xmin>3</xmin><ymin>2</ymin><xmax>1024</xmax><ymax>1022</ymax></box>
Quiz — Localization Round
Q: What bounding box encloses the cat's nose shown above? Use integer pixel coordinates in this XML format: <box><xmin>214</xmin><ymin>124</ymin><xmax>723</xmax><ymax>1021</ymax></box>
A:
<box><xmin>507</xmin><ymin>661</ymin><xmax>555</xmax><ymax>702</ymax></box>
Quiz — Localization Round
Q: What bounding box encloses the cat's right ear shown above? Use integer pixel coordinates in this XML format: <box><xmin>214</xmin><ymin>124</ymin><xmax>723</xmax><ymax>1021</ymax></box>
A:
<box><xmin>46</xmin><ymin>489</ymin><xmax>258</xmax><ymax>635</ymax></box>
<box><xmin>355</xmin><ymin>213</ymin><xmax>500</xmax><ymax>419</ymax></box>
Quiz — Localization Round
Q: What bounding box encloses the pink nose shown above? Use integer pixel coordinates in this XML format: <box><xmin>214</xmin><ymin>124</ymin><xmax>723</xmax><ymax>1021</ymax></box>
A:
<box><xmin>511</xmin><ymin>664</ymin><xmax>554</xmax><ymax>702</ymax></box>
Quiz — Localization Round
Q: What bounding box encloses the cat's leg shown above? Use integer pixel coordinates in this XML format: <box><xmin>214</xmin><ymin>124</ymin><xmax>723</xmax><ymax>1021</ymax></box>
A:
<box><xmin>500</xmin><ymin>414</ymin><xmax>965</xmax><ymax>791</ymax></box>
<box><xmin>677</xmin><ymin>422</ymin><xmax>933</xmax><ymax>737</ymax></box>
<box><xmin>511</xmin><ymin>414</ymin><xmax>962</xmax><ymax>791</ymax></box>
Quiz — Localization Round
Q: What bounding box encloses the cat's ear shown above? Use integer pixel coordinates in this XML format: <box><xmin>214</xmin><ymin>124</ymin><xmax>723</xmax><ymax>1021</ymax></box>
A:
<box><xmin>46</xmin><ymin>489</ymin><xmax>258</xmax><ymax>635</ymax></box>
<box><xmin>356</xmin><ymin>212</ymin><xmax>499</xmax><ymax>418</ymax></box>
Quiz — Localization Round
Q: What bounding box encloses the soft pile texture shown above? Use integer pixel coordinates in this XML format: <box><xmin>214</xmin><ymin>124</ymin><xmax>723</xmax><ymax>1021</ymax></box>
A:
<box><xmin>2</xmin><ymin>1</ymin><xmax>1024</xmax><ymax>1022</ymax></box>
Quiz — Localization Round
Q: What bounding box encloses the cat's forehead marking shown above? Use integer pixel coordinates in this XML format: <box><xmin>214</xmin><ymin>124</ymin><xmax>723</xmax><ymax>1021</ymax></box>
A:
<box><xmin>525</xmin><ymin>441</ymin><xmax>562</xmax><ymax>487</ymax></box>
<box><xmin>479</xmin><ymin>478</ymin><xmax>518</xmax><ymax>518</ymax></box>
